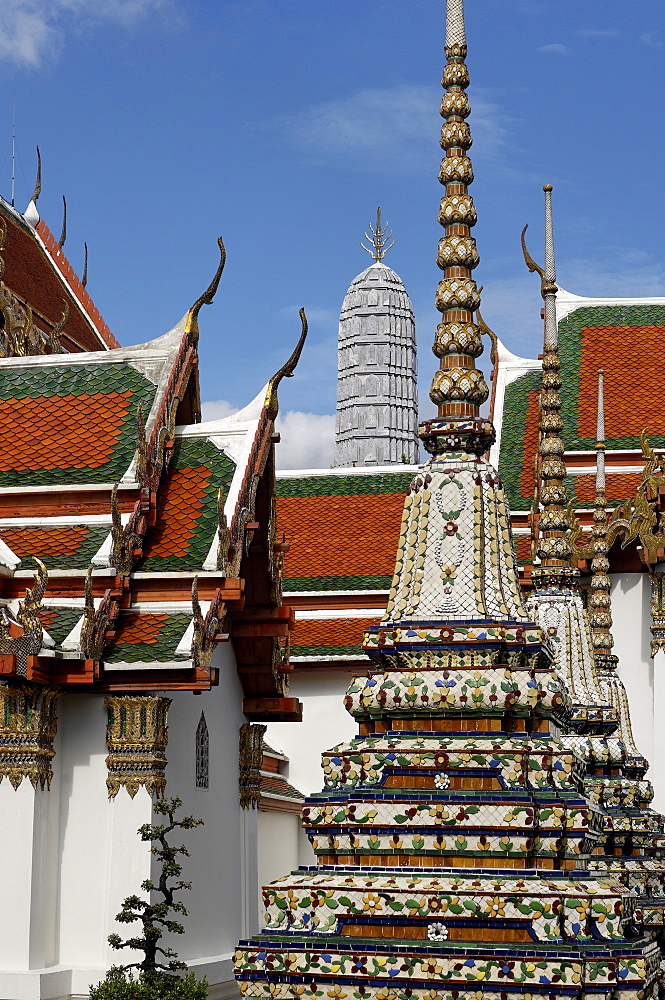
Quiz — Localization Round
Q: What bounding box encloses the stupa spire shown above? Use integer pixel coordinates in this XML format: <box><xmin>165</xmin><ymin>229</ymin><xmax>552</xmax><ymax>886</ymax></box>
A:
<box><xmin>421</xmin><ymin>0</ymin><xmax>493</xmax><ymax>459</ymax></box>
<box><xmin>523</xmin><ymin>185</ymin><xmax>575</xmax><ymax>584</ymax></box>
<box><xmin>588</xmin><ymin>369</ymin><xmax>617</xmax><ymax>667</ymax></box>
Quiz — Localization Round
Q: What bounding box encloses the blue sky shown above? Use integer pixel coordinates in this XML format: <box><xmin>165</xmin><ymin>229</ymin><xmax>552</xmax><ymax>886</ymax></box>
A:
<box><xmin>0</xmin><ymin>1</ymin><xmax>663</xmax><ymax>466</ymax></box>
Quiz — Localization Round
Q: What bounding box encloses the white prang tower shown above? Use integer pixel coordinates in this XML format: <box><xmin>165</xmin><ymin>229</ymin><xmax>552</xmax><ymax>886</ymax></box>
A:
<box><xmin>334</xmin><ymin>209</ymin><xmax>418</xmax><ymax>467</ymax></box>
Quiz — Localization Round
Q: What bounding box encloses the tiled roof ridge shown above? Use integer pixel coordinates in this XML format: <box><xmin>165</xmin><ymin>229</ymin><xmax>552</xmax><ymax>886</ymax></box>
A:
<box><xmin>276</xmin><ymin>463</ymin><xmax>419</xmax><ymax>480</ymax></box>
<box><xmin>145</xmin><ymin>329</ymin><xmax>199</xmax><ymax>490</ymax></box>
<box><xmin>36</xmin><ymin>220</ymin><xmax>120</xmax><ymax>350</ymax></box>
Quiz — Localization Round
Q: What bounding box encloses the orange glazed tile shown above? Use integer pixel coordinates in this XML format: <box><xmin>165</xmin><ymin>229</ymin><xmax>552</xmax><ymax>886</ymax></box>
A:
<box><xmin>142</xmin><ymin>465</ymin><xmax>210</xmax><ymax>559</ymax></box>
<box><xmin>0</xmin><ymin>526</ymin><xmax>89</xmax><ymax>557</ymax></box>
<box><xmin>513</xmin><ymin>534</ymin><xmax>532</xmax><ymax>565</ymax></box>
<box><xmin>0</xmin><ymin>390</ymin><xmax>132</xmax><ymax>471</ymax></box>
<box><xmin>578</xmin><ymin>324</ymin><xmax>665</xmax><ymax>439</ymax></box>
<box><xmin>517</xmin><ymin>387</ymin><xmax>541</xmax><ymax>500</ymax></box>
<box><xmin>569</xmin><ymin>471</ymin><xmax>645</xmax><ymax>504</ymax></box>
<box><xmin>291</xmin><ymin>617</ymin><xmax>380</xmax><ymax>648</ymax></box>
<box><xmin>277</xmin><ymin>494</ymin><xmax>405</xmax><ymax>578</ymax></box>
<box><xmin>112</xmin><ymin>613</ymin><xmax>170</xmax><ymax>645</ymax></box>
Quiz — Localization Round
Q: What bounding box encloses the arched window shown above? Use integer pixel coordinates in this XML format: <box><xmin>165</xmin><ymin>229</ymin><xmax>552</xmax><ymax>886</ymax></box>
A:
<box><xmin>365</xmin><ymin>406</ymin><xmax>377</xmax><ymax>429</ymax></box>
<box><xmin>365</xmin><ymin>375</ymin><xmax>379</xmax><ymax>397</ymax></box>
<box><xmin>196</xmin><ymin>712</ymin><xmax>209</xmax><ymax>789</ymax></box>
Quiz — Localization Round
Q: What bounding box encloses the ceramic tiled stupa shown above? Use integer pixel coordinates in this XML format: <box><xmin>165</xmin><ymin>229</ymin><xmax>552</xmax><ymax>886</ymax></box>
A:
<box><xmin>520</xmin><ymin>194</ymin><xmax>665</xmax><ymax>914</ymax></box>
<box><xmin>583</xmin><ymin>374</ymin><xmax>665</xmax><ymax>919</ymax></box>
<box><xmin>234</xmin><ymin>2</ymin><xmax>660</xmax><ymax>997</ymax></box>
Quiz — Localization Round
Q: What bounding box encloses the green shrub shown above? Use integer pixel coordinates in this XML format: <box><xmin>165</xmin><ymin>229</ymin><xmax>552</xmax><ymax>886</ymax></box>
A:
<box><xmin>89</xmin><ymin>969</ymin><xmax>208</xmax><ymax>999</ymax></box>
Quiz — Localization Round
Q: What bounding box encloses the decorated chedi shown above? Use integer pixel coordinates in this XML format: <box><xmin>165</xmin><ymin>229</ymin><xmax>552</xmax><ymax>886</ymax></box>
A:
<box><xmin>522</xmin><ymin>187</ymin><xmax>616</xmax><ymax>736</ymax></box>
<box><xmin>585</xmin><ymin>373</ymin><xmax>665</xmax><ymax>918</ymax></box>
<box><xmin>522</xmin><ymin>193</ymin><xmax>665</xmax><ymax>892</ymax></box>
<box><xmin>234</xmin><ymin>3</ymin><xmax>661</xmax><ymax>998</ymax></box>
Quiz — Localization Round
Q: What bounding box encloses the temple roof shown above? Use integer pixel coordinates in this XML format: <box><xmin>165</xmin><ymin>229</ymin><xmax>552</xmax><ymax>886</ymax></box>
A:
<box><xmin>494</xmin><ymin>295</ymin><xmax>665</xmax><ymax>513</ymax></box>
<box><xmin>0</xmin><ymin>198</ymin><xmax>117</xmax><ymax>352</ymax></box>
<box><xmin>276</xmin><ymin>467</ymin><xmax>416</xmax><ymax>594</ymax></box>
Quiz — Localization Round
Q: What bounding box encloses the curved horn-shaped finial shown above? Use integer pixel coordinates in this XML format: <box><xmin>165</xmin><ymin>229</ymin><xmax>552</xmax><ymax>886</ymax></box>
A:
<box><xmin>185</xmin><ymin>236</ymin><xmax>226</xmax><ymax>342</ymax></box>
<box><xmin>264</xmin><ymin>308</ymin><xmax>308</xmax><ymax>419</ymax></box>
<box><xmin>58</xmin><ymin>195</ymin><xmax>67</xmax><ymax>248</ymax></box>
<box><xmin>31</xmin><ymin>146</ymin><xmax>41</xmax><ymax>204</ymax></box>
<box><xmin>82</xmin><ymin>242</ymin><xmax>88</xmax><ymax>288</ymax></box>
<box><xmin>520</xmin><ymin>223</ymin><xmax>546</xmax><ymax>289</ymax></box>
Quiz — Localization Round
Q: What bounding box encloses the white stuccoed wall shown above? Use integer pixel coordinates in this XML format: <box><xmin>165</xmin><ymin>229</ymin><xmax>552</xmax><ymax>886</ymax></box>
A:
<box><xmin>267</xmin><ymin>672</ymin><xmax>356</xmax><ymax>802</ymax></box>
<box><xmin>150</xmin><ymin>642</ymin><xmax>255</xmax><ymax>990</ymax></box>
<box><xmin>0</xmin><ymin>643</ymin><xmax>264</xmax><ymax>1000</ymax></box>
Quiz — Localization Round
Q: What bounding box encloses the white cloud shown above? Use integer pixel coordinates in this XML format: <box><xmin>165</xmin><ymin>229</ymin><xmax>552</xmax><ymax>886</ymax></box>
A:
<box><xmin>538</xmin><ymin>43</ymin><xmax>571</xmax><ymax>56</ymax></box>
<box><xmin>640</xmin><ymin>32</ymin><xmax>663</xmax><ymax>49</ymax></box>
<box><xmin>200</xmin><ymin>398</ymin><xmax>239</xmax><ymax>421</ymax></box>
<box><xmin>274</xmin><ymin>410</ymin><xmax>335</xmax><ymax>470</ymax></box>
<box><xmin>0</xmin><ymin>0</ymin><xmax>173</xmax><ymax>68</ymax></box>
<box><xmin>277</xmin><ymin>83</ymin><xmax>511</xmax><ymax>174</ymax></box>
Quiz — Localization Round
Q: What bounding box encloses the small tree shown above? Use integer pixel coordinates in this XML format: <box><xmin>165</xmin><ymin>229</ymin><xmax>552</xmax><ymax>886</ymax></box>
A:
<box><xmin>90</xmin><ymin>797</ymin><xmax>207</xmax><ymax>999</ymax></box>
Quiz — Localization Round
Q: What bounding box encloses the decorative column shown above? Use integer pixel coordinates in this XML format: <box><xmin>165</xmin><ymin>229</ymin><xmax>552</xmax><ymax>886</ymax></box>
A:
<box><xmin>104</xmin><ymin>694</ymin><xmax>170</xmax><ymax>798</ymax></box>
<box><xmin>0</xmin><ymin>682</ymin><xmax>59</xmax><ymax>970</ymax></box>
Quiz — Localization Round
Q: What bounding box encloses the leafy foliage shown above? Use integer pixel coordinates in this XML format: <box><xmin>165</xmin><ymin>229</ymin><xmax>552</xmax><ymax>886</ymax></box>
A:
<box><xmin>89</xmin><ymin>969</ymin><xmax>207</xmax><ymax>1000</ymax></box>
<box><xmin>90</xmin><ymin>797</ymin><xmax>206</xmax><ymax>998</ymax></box>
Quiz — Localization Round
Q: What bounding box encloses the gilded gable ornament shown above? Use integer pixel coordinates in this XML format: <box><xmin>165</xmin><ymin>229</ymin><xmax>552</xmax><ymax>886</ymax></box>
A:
<box><xmin>0</xmin><ymin>557</ymin><xmax>48</xmax><ymax>674</ymax></box>
<box><xmin>0</xmin><ymin>217</ymin><xmax>67</xmax><ymax>357</ymax></box>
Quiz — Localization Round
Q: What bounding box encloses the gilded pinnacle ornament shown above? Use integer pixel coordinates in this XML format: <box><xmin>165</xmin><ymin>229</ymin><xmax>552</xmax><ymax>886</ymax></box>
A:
<box><xmin>524</xmin><ymin>186</ymin><xmax>616</xmax><ymax>733</ymax></box>
<box><xmin>522</xmin><ymin>185</ymin><xmax>576</xmax><ymax>586</ymax></box>
<box><xmin>587</xmin><ymin>370</ymin><xmax>617</xmax><ymax>667</ymax></box>
<box><xmin>419</xmin><ymin>0</ymin><xmax>493</xmax><ymax>458</ymax></box>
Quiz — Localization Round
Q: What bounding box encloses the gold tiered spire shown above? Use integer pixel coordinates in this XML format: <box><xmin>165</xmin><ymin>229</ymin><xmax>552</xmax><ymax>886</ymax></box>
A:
<box><xmin>523</xmin><ymin>185</ymin><xmax>576</xmax><ymax>585</ymax></box>
<box><xmin>423</xmin><ymin>0</ymin><xmax>492</xmax><ymax>457</ymax></box>
<box><xmin>588</xmin><ymin>370</ymin><xmax>617</xmax><ymax>667</ymax></box>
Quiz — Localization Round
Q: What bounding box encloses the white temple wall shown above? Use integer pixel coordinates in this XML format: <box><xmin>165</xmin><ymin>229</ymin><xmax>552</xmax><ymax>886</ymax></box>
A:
<box><xmin>0</xmin><ymin>774</ymin><xmax>61</xmax><ymax>973</ymax></box>
<box><xmin>257</xmin><ymin>810</ymin><xmax>301</xmax><ymax>905</ymax></box>
<box><xmin>161</xmin><ymin>641</ymin><xmax>253</xmax><ymax>984</ymax></box>
<box><xmin>56</xmin><ymin>693</ymin><xmax>153</xmax><ymax>973</ymax></box>
<box><xmin>266</xmin><ymin>672</ymin><xmax>355</xmax><ymax>800</ymax></box>
<box><xmin>611</xmin><ymin>573</ymin><xmax>654</xmax><ymax>762</ymax></box>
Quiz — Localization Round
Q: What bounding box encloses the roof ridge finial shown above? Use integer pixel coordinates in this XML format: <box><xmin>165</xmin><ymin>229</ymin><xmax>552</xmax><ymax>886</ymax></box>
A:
<box><xmin>523</xmin><ymin>184</ymin><xmax>577</xmax><ymax>587</ymax></box>
<box><xmin>420</xmin><ymin>0</ymin><xmax>495</xmax><ymax>459</ymax></box>
<box><xmin>58</xmin><ymin>195</ymin><xmax>67</xmax><ymax>248</ymax></box>
<box><xmin>31</xmin><ymin>145</ymin><xmax>41</xmax><ymax>205</ymax></box>
<box><xmin>588</xmin><ymin>368</ymin><xmax>617</xmax><ymax>668</ymax></box>
<box><xmin>360</xmin><ymin>207</ymin><xmax>394</xmax><ymax>263</ymax></box>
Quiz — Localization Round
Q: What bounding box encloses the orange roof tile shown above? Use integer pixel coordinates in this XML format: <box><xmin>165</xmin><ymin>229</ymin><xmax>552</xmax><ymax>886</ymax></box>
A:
<box><xmin>1</xmin><ymin>526</ymin><xmax>89</xmax><ymax>557</ymax></box>
<box><xmin>142</xmin><ymin>465</ymin><xmax>211</xmax><ymax>559</ymax></box>
<box><xmin>0</xmin><ymin>390</ymin><xmax>131</xmax><ymax>472</ymax></box>
<box><xmin>278</xmin><ymin>494</ymin><xmax>405</xmax><ymax>580</ymax></box>
<box><xmin>517</xmin><ymin>385</ymin><xmax>541</xmax><ymax>501</ymax></box>
<box><xmin>513</xmin><ymin>535</ymin><xmax>532</xmax><ymax>566</ymax></box>
<box><xmin>578</xmin><ymin>325</ymin><xmax>665</xmax><ymax>440</ymax></box>
<box><xmin>291</xmin><ymin>617</ymin><xmax>380</xmax><ymax>648</ymax></box>
<box><xmin>112</xmin><ymin>613</ymin><xmax>170</xmax><ymax>645</ymax></box>
<box><xmin>569</xmin><ymin>471</ymin><xmax>645</xmax><ymax>505</ymax></box>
